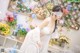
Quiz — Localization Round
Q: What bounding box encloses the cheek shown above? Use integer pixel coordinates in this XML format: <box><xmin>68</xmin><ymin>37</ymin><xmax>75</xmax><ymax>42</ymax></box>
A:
<box><xmin>56</xmin><ymin>13</ymin><xmax>63</xmax><ymax>19</ymax></box>
<box><xmin>56</xmin><ymin>16</ymin><xmax>62</xmax><ymax>20</ymax></box>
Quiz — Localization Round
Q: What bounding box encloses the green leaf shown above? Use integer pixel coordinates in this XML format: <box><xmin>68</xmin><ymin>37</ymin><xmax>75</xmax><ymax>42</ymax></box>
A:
<box><xmin>0</xmin><ymin>27</ymin><xmax>6</xmax><ymax>31</ymax></box>
<box><xmin>17</xmin><ymin>29</ymin><xmax>27</xmax><ymax>37</ymax></box>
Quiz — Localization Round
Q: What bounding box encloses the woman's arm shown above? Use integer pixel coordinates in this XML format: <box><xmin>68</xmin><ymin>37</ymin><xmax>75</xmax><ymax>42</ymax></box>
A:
<box><xmin>47</xmin><ymin>14</ymin><xmax>56</xmax><ymax>32</ymax></box>
<box><xmin>38</xmin><ymin>18</ymin><xmax>49</xmax><ymax>29</ymax></box>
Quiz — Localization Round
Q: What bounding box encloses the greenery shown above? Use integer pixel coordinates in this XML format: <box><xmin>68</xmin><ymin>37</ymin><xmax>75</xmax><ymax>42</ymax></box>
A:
<box><xmin>7</xmin><ymin>20</ymin><xmax>17</xmax><ymax>27</ymax></box>
<box><xmin>0</xmin><ymin>27</ymin><xmax>6</xmax><ymax>32</ymax></box>
<box><xmin>17</xmin><ymin>29</ymin><xmax>27</xmax><ymax>37</ymax></box>
<box><xmin>17</xmin><ymin>2</ymin><xmax>31</xmax><ymax>13</ymax></box>
<box><xmin>66</xmin><ymin>0</ymin><xmax>80</xmax><ymax>2</ymax></box>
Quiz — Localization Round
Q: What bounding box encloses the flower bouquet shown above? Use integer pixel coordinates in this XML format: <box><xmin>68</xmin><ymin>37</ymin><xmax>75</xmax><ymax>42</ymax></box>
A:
<box><xmin>49</xmin><ymin>33</ymin><xmax>69</xmax><ymax>48</ymax></box>
<box><xmin>6</xmin><ymin>12</ymin><xmax>17</xmax><ymax>28</ymax></box>
<box><xmin>0</xmin><ymin>22</ymin><xmax>10</xmax><ymax>36</ymax></box>
<box><xmin>64</xmin><ymin>14</ymin><xmax>80</xmax><ymax>30</ymax></box>
<box><xmin>32</xmin><ymin>7</ymin><xmax>50</xmax><ymax>20</ymax></box>
<box><xmin>46</xmin><ymin>2</ymin><xmax>54</xmax><ymax>10</ymax></box>
<box><xmin>16</xmin><ymin>28</ymin><xmax>27</xmax><ymax>42</ymax></box>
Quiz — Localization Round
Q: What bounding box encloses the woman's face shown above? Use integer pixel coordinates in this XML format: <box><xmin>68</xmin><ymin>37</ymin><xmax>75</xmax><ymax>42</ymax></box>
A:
<box><xmin>52</xmin><ymin>12</ymin><xmax>63</xmax><ymax>20</ymax></box>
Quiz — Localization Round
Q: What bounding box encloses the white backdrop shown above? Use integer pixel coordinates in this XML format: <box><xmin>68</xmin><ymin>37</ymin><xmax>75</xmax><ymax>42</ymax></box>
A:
<box><xmin>0</xmin><ymin>0</ymin><xmax>10</xmax><ymax>19</ymax></box>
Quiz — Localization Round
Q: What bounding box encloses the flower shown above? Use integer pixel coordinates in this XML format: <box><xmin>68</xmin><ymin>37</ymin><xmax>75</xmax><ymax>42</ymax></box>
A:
<box><xmin>10</xmin><ymin>17</ymin><xmax>14</xmax><ymax>22</ymax></box>
<box><xmin>0</xmin><ymin>23</ymin><xmax>10</xmax><ymax>35</ymax></box>
<box><xmin>63</xmin><ymin>8</ymin><xmax>69</xmax><ymax>15</ymax></box>
<box><xmin>6</xmin><ymin>13</ymin><xmax>17</xmax><ymax>27</ymax></box>
<box><xmin>26</xmin><ymin>28</ymin><xmax>30</xmax><ymax>32</ymax></box>
<box><xmin>7</xmin><ymin>15</ymin><xmax>14</xmax><ymax>22</ymax></box>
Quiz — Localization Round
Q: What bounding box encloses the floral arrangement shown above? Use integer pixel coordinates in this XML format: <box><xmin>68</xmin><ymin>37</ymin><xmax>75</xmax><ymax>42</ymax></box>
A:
<box><xmin>64</xmin><ymin>14</ymin><xmax>80</xmax><ymax>30</ymax></box>
<box><xmin>15</xmin><ymin>24</ymin><xmax>31</xmax><ymax>37</ymax></box>
<box><xmin>17</xmin><ymin>28</ymin><xmax>27</xmax><ymax>37</ymax></box>
<box><xmin>32</xmin><ymin>7</ymin><xmax>45</xmax><ymax>20</ymax></box>
<box><xmin>8</xmin><ymin>0</ymin><xmax>31</xmax><ymax>15</ymax></box>
<box><xmin>46</xmin><ymin>2</ymin><xmax>54</xmax><ymax>10</ymax></box>
<box><xmin>0</xmin><ymin>22</ymin><xmax>10</xmax><ymax>35</ymax></box>
<box><xmin>49</xmin><ymin>33</ymin><xmax>69</xmax><ymax>48</ymax></box>
<box><xmin>66</xmin><ymin>0</ymin><xmax>80</xmax><ymax>2</ymax></box>
<box><xmin>16</xmin><ymin>27</ymin><xmax>29</xmax><ymax>42</ymax></box>
<box><xmin>63</xmin><ymin>2</ymin><xmax>80</xmax><ymax>30</ymax></box>
<box><xmin>53</xmin><ymin>0</ymin><xmax>80</xmax><ymax>30</ymax></box>
<box><xmin>32</xmin><ymin>7</ymin><xmax>49</xmax><ymax>20</ymax></box>
<box><xmin>6</xmin><ymin>12</ymin><xmax>17</xmax><ymax>28</ymax></box>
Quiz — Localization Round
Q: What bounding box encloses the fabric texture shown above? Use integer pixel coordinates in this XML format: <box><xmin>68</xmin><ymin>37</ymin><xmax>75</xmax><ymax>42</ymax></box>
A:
<box><xmin>20</xmin><ymin>27</ymin><xmax>40</xmax><ymax>53</ymax></box>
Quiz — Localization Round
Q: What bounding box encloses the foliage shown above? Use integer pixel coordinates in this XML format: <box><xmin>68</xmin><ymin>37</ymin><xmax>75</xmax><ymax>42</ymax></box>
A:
<box><xmin>17</xmin><ymin>28</ymin><xmax>27</xmax><ymax>37</ymax></box>
<box><xmin>7</xmin><ymin>20</ymin><xmax>17</xmax><ymax>27</ymax></box>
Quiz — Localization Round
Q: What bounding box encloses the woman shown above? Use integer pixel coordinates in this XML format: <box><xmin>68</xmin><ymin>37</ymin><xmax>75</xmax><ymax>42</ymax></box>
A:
<box><xmin>20</xmin><ymin>5</ymin><xmax>63</xmax><ymax>53</ymax></box>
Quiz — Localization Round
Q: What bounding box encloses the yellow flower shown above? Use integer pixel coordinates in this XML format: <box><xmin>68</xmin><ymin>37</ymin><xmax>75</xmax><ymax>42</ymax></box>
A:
<box><xmin>0</xmin><ymin>22</ymin><xmax>10</xmax><ymax>35</ymax></box>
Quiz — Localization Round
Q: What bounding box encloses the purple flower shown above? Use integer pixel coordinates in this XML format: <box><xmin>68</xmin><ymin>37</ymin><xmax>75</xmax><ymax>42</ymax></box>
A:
<box><xmin>17</xmin><ymin>24</ymin><xmax>23</xmax><ymax>29</ymax></box>
<box><xmin>26</xmin><ymin>28</ymin><xmax>30</xmax><ymax>32</ymax></box>
<box><xmin>66</xmin><ymin>4</ymin><xmax>72</xmax><ymax>11</ymax></box>
<box><xmin>13</xmin><ymin>12</ymin><xmax>17</xmax><ymax>20</ymax></box>
<box><xmin>32</xmin><ymin>13</ymin><xmax>36</xmax><ymax>18</ymax></box>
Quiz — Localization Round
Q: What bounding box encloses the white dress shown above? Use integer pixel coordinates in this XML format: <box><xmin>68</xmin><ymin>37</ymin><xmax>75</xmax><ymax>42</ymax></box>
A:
<box><xmin>40</xmin><ymin>27</ymin><xmax>52</xmax><ymax>53</ymax></box>
<box><xmin>20</xmin><ymin>18</ymin><xmax>54</xmax><ymax>53</ymax></box>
